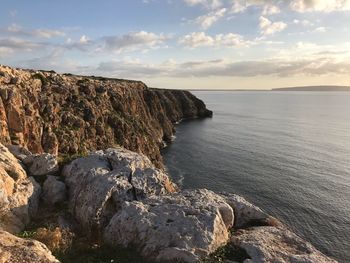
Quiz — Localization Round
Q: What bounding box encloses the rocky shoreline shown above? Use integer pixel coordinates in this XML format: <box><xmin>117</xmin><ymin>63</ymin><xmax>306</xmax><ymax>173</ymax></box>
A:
<box><xmin>0</xmin><ymin>65</ymin><xmax>337</xmax><ymax>262</ymax></box>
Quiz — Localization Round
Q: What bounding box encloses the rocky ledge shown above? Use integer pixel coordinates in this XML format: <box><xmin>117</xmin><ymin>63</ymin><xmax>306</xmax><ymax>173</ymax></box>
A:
<box><xmin>0</xmin><ymin>143</ymin><xmax>336</xmax><ymax>263</ymax></box>
<box><xmin>0</xmin><ymin>65</ymin><xmax>212</xmax><ymax>168</ymax></box>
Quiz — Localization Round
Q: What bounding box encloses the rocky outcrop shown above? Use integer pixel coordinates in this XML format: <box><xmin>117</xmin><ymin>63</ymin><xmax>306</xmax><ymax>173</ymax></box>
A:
<box><xmin>0</xmin><ymin>230</ymin><xmax>60</xmax><ymax>263</ymax></box>
<box><xmin>61</xmin><ymin>147</ymin><xmax>335</xmax><ymax>263</ymax></box>
<box><xmin>62</xmin><ymin>147</ymin><xmax>176</xmax><ymax>235</ymax></box>
<box><xmin>0</xmin><ymin>143</ymin><xmax>40</xmax><ymax>234</ymax></box>
<box><xmin>104</xmin><ymin>189</ymin><xmax>234</xmax><ymax>262</ymax></box>
<box><xmin>0</xmin><ymin>65</ymin><xmax>212</xmax><ymax>168</ymax></box>
<box><xmin>231</xmin><ymin>226</ymin><xmax>337</xmax><ymax>263</ymax></box>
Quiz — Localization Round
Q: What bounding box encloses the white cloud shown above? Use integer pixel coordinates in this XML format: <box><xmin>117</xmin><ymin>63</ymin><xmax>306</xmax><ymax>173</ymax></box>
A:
<box><xmin>6</xmin><ymin>24</ymin><xmax>65</xmax><ymax>38</ymax></box>
<box><xmin>102</xmin><ymin>31</ymin><xmax>170</xmax><ymax>53</ymax></box>
<box><xmin>262</xmin><ymin>5</ymin><xmax>281</xmax><ymax>15</ymax></box>
<box><xmin>183</xmin><ymin>0</ymin><xmax>222</xmax><ymax>9</ymax></box>
<box><xmin>95</xmin><ymin>56</ymin><xmax>350</xmax><ymax>79</ymax></box>
<box><xmin>194</xmin><ymin>8</ymin><xmax>227</xmax><ymax>29</ymax></box>
<box><xmin>290</xmin><ymin>0</ymin><xmax>350</xmax><ymax>12</ymax></box>
<box><xmin>259</xmin><ymin>16</ymin><xmax>287</xmax><ymax>35</ymax></box>
<box><xmin>179</xmin><ymin>31</ymin><xmax>250</xmax><ymax>48</ymax></box>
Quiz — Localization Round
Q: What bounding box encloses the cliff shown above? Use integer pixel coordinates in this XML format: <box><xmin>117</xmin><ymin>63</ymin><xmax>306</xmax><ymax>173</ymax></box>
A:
<box><xmin>0</xmin><ymin>65</ymin><xmax>212</xmax><ymax>168</ymax></box>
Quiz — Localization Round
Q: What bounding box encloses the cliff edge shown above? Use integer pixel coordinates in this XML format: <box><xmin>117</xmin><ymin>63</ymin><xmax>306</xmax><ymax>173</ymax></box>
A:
<box><xmin>0</xmin><ymin>65</ymin><xmax>212</xmax><ymax>168</ymax></box>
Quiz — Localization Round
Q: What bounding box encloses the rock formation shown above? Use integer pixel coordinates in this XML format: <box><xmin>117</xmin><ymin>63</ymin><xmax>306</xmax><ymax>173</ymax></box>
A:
<box><xmin>0</xmin><ymin>65</ymin><xmax>337</xmax><ymax>263</ymax></box>
<box><xmin>0</xmin><ymin>143</ymin><xmax>40</xmax><ymax>234</ymax></box>
<box><xmin>0</xmin><ymin>230</ymin><xmax>60</xmax><ymax>263</ymax></box>
<box><xmin>0</xmin><ymin>65</ymin><xmax>212</xmax><ymax>168</ymax></box>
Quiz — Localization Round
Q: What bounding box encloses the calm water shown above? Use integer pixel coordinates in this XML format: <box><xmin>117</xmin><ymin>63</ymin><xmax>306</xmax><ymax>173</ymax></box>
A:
<box><xmin>162</xmin><ymin>91</ymin><xmax>350</xmax><ymax>262</ymax></box>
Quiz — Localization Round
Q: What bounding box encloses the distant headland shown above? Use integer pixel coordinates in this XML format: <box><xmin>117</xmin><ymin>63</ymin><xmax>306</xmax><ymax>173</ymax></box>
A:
<box><xmin>272</xmin><ymin>85</ymin><xmax>350</xmax><ymax>91</ymax></box>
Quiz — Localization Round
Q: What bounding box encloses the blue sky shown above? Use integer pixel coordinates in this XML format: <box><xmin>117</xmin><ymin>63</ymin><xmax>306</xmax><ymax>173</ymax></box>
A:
<box><xmin>1</xmin><ymin>0</ymin><xmax>350</xmax><ymax>89</ymax></box>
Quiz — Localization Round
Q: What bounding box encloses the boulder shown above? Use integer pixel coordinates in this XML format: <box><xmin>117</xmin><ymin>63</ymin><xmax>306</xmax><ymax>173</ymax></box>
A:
<box><xmin>6</xmin><ymin>144</ymin><xmax>32</xmax><ymax>161</ymax></box>
<box><xmin>220</xmin><ymin>192</ymin><xmax>273</xmax><ymax>228</ymax></box>
<box><xmin>62</xmin><ymin>147</ymin><xmax>176</xmax><ymax>235</ymax></box>
<box><xmin>104</xmin><ymin>189</ymin><xmax>234</xmax><ymax>263</ymax></box>
<box><xmin>42</xmin><ymin>176</ymin><xmax>67</xmax><ymax>205</ymax></box>
<box><xmin>24</xmin><ymin>153</ymin><xmax>59</xmax><ymax>176</ymax></box>
<box><xmin>0</xmin><ymin>230</ymin><xmax>60</xmax><ymax>263</ymax></box>
<box><xmin>231</xmin><ymin>226</ymin><xmax>337</xmax><ymax>263</ymax></box>
<box><xmin>0</xmin><ymin>143</ymin><xmax>40</xmax><ymax>233</ymax></box>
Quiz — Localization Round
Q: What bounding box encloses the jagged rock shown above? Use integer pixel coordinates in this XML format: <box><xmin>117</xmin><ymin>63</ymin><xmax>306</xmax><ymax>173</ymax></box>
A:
<box><xmin>0</xmin><ymin>143</ymin><xmax>27</xmax><ymax>181</ymax></box>
<box><xmin>0</xmin><ymin>65</ymin><xmax>212</xmax><ymax>168</ymax></box>
<box><xmin>42</xmin><ymin>176</ymin><xmax>67</xmax><ymax>205</ymax></box>
<box><xmin>104</xmin><ymin>189</ymin><xmax>234</xmax><ymax>263</ymax></box>
<box><xmin>220</xmin><ymin>192</ymin><xmax>272</xmax><ymax>228</ymax></box>
<box><xmin>6</xmin><ymin>145</ymin><xmax>32</xmax><ymax>161</ymax></box>
<box><xmin>0</xmin><ymin>143</ymin><xmax>41</xmax><ymax>233</ymax></box>
<box><xmin>62</xmin><ymin>147</ymin><xmax>176</xmax><ymax>235</ymax></box>
<box><xmin>0</xmin><ymin>230</ymin><xmax>60</xmax><ymax>263</ymax></box>
<box><xmin>231</xmin><ymin>226</ymin><xmax>337</xmax><ymax>263</ymax></box>
<box><xmin>24</xmin><ymin>153</ymin><xmax>59</xmax><ymax>176</ymax></box>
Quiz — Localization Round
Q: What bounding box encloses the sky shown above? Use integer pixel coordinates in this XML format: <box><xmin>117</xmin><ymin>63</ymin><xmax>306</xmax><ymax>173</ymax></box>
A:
<box><xmin>0</xmin><ymin>0</ymin><xmax>350</xmax><ymax>90</ymax></box>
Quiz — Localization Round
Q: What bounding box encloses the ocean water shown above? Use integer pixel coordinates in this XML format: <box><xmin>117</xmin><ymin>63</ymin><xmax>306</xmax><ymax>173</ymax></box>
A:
<box><xmin>162</xmin><ymin>91</ymin><xmax>350</xmax><ymax>262</ymax></box>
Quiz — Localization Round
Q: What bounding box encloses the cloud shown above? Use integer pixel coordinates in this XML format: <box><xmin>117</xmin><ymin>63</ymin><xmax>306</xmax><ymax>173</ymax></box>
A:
<box><xmin>194</xmin><ymin>8</ymin><xmax>227</xmax><ymax>29</ymax></box>
<box><xmin>290</xmin><ymin>0</ymin><xmax>350</xmax><ymax>12</ymax></box>
<box><xmin>259</xmin><ymin>16</ymin><xmax>287</xmax><ymax>35</ymax></box>
<box><xmin>0</xmin><ymin>37</ymin><xmax>47</xmax><ymax>51</ymax></box>
<box><xmin>5</xmin><ymin>24</ymin><xmax>66</xmax><ymax>38</ymax></box>
<box><xmin>95</xmin><ymin>55</ymin><xmax>350</xmax><ymax>79</ymax></box>
<box><xmin>102</xmin><ymin>31</ymin><xmax>170</xmax><ymax>53</ymax></box>
<box><xmin>179</xmin><ymin>31</ymin><xmax>250</xmax><ymax>48</ymax></box>
<box><xmin>183</xmin><ymin>0</ymin><xmax>222</xmax><ymax>9</ymax></box>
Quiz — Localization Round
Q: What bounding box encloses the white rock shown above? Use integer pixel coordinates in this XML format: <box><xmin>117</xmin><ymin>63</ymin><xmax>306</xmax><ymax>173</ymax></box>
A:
<box><xmin>220</xmin><ymin>192</ymin><xmax>270</xmax><ymax>228</ymax></box>
<box><xmin>231</xmin><ymin>226</ymin><xmax>337</xmax><ymax>263</ymax></box>
<box><xmin>104</xmin><ymin>189</ymin><xmax>234</xmax><ymax>262</ymax></box>
<box><xmin>0</xmin><ymin>230</ymin><xmax>60</xmax><ymax>263</ymax></box>
<box><xmin>42</xmin><ymin>175</ymin><xmax>66</xmax><ymax>205</ymax></box>
<box><xmin>62</xmin><ymin>147</ymin><xmax>176</xmax><ymax>234</ymax></box>
<box><xmin>0</xmin><ymin>143</ymin><xmax>41</xmax><ymax>234</ymax></box>
<box><xmin>25</xmin><ymin>153</ymin><xmax>59</xmax><ymax>176</ymax></box>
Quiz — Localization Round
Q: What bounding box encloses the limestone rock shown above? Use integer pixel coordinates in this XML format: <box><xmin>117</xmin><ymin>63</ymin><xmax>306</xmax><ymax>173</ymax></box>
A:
<box><xmin>42</xmin><ymin>176</ymin><xmax>67</xmax><ymax>205</ymax></box>
<box><xmin>62</xmin><ymin>147</ymin><xmax>176</xmax><ymax>235</ymax></box>
<box><xmin>0</xmin><ymin>143</ymin><xmax>41</xmax><ymax>233</ymax></box>
<box><xmin>231</xmin><ymin>226</ymin><xmax>337</xmax><ymax>263</ymax></box>
<box><xmin>220</xmin><ymin>192</ymin><xmax>271</xmax><ymax>228</ymax></box>
<box><xmin>0</xmin><ymin>65</ymin><xmax>212</xmax><ymax>169</ymax></box>
<box><xmin>104</xmin><ymin>189</ymin><xmax>234</xmax><ymax>263</ymax></box>
<box><xmin>24</xmin><ymin>153</ymin><xmax>59</xmax><ymax>176</ymax></box>
<box><xmin>0</xmin><ymin>230</ymin><xmax>60</xmax><ymax>263</ymax></box>
<box><xmin>0</xmin><ymin>143</ymin><xmax>27</xmax><ymax>181</ymax></box>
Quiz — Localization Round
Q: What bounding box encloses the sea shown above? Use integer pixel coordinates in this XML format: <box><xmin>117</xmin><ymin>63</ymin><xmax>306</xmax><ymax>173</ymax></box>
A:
<box><xmin>162</xmin><ymin>91</ymin><xmax>350</xmax><ymax>262</ymax></box>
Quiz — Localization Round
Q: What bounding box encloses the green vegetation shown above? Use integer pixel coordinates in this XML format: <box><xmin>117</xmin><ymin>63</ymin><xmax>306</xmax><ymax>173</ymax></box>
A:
<box><xmin>17</xmin><ymin>230</ymin><xmax>37</xmax><ymax>239</ymax></box>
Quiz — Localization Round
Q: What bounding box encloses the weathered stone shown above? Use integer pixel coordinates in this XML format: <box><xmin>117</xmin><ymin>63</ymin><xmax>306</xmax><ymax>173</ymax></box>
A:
<box><xmin>231</xmin><ymin>226</ymin><xmax>337</xmax><ymax>263</ymax></box>
<box><xmin>220</xmin><ymin>192</ymin><xmax>272</xmax><ymax>228</ymax></box>
<box><xmin>104</xmin><ymin>189</ymin><xmax>234</xmax><ymax>263</ymax></box>
<box><xmin>0</xmin><ymin>230</ymin><xmax>60</xmax><ymax>263</ymax></box>
<box><xmin>63</xmin><ymin>147</ymin><xmax>176</xmax><ymax>235</ymax></box>
<box><xmin>0</xmin><ymin>143</ymin><xmax>27</xmax><ymax>181</ymax></box>
<box><xmin>24</xmin><ymin>153</ymin><xmax>59</xmax><ymax>176</ymax></box>
<box><xmin>0</xmin><ymin>143</ymin><xmax>41</xmax><ymax>233</ymax></box>
<box><xmin>42</xmin><ymin>176</ymin><xmax>67</xmax><ymax>205</ymax></box>
<box><xmin>6</xmin><ymin>145</ymin><xmax>32</xmax><ymax>161</ymax></box>
<box><xmin>0</xmin><ymin>65</ymin><xmax>212</xmax><ymax>169</ymax></box>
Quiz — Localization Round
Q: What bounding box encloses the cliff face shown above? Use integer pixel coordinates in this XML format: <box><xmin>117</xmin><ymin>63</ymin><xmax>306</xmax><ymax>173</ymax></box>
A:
<box><xmin>0</xmin><ymin>65</ymin><xmax>212</xmax><ymax>168</ymax></box>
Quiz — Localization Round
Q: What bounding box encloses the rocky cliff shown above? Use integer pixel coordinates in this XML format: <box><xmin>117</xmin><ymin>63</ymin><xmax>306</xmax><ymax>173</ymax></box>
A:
<box><xmin>0</xmin><ymin>65</ymin><xmax>212</xmax><ymax>168</ymax></box>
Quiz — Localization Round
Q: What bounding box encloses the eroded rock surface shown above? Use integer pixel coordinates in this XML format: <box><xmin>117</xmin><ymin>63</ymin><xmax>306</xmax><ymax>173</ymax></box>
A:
<box><xmin>0</xmin><ymin>230</ymin><xmax>60</xmax><ymax>263</ymax></box>
<box><xmin>231</xmin><ymin>226</ymin><xmax>336</xmax><ymax>263</ymax></box>
<box><xmin>63</xmin><ymin>147</ymin><xmax>176</xmax><ymax>235</ymax></box>
<box><xmin>42</xmin><ymin>176</ymin><xmax>67</xmax><ymax>205</ymax></box>
<box><xmin>104</xmin><ymin>189</ymin><xmax>234</xmax><ymax>262</ymax></box>
<box><xmin>0</xmin><ymin>143</ymin><xmax>40</xmax><ymax>233</ymax></box>
<box><xmin>0</xmin><ymin>65</ymin><xmax>212</xmax><ymax>168</ymax></box>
